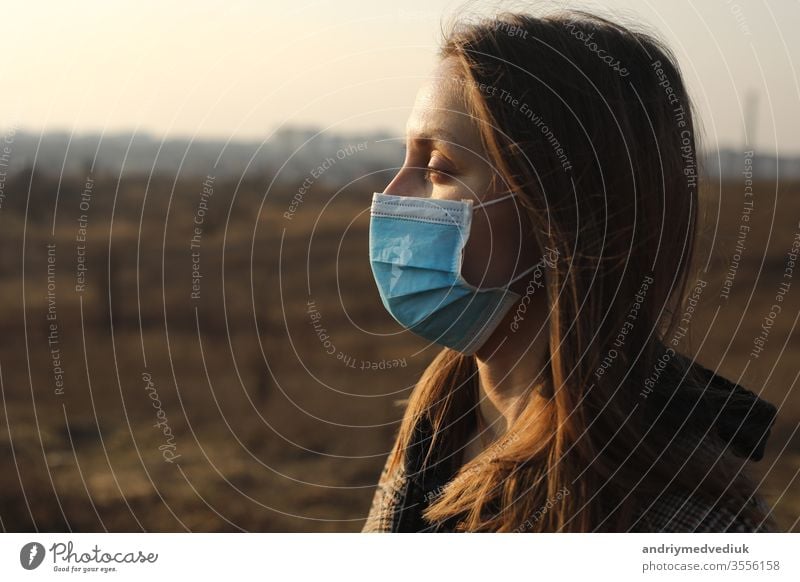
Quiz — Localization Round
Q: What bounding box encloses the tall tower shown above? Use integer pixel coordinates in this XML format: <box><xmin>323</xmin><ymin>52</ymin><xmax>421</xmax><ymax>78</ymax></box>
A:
<box><xmin>742</xmin><ymin>89</ymin><xmax>759</xmax><ymax>179</ymax></box>
<box><xmin>743</xmin><ymin>89</ymin><xmax>758</xmax><ymax>153</ymax></box>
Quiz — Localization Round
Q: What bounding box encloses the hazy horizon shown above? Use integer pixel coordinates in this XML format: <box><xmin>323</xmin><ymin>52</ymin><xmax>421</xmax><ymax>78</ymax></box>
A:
<box><xmin>2</xmin><ymin>0</ymin><xmax>799</xmax><ymax>155</ymax></box>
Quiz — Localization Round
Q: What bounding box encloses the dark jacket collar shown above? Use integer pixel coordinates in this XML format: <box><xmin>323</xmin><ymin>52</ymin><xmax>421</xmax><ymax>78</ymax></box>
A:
<box><xmin>650</xmin><ymin>353</ymin><xmax>777</xmax><ymax>461</ymax></box>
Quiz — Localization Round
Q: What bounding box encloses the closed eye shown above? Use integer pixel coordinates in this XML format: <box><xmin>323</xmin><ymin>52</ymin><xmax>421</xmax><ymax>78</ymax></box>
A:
<box><xmin>400</xmin><ymin>141</ymin><xmax>456</xmax><ymax>184</ymax></box>
<box><xmin>423</xmin><ymin>166</ymin><xmax>453</xmax><ymax>184</ymax></box>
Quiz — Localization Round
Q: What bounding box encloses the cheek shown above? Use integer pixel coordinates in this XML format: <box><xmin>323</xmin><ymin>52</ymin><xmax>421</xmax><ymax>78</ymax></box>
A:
<box><xmin>461</xmin><ymin>206</ymin><xmax>527</xmax><ymax>288</ymax></box>
<box><xmin>433</xmin><ymin>159</ymin><xmax>493</xmax><ymax>199</ymax></box>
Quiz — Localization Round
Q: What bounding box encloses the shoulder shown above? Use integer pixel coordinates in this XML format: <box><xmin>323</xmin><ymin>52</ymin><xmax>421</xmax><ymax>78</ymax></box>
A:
<box><xmin>361</xmin><ymin>451</ymin><xmax>409</xmax><ymax>533</ymax></box>
<box><xmin>632</xmin><ymin>490</ymin><xmax>774</xmax><ymax>533</ymax></box>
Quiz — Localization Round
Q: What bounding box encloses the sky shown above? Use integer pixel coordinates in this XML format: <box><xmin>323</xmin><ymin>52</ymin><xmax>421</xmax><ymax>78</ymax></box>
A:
<box><xmin>2</xmin><ymin>0</ymin><xmax>799</xmax><ymax>155</ymax></box>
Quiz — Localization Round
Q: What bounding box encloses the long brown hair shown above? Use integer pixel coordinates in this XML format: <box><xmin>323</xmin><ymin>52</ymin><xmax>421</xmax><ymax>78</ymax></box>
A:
<box><xmin>384</xmin><ymin>8</ymin><xmax>774</xmax><ymax>532</ymax></box>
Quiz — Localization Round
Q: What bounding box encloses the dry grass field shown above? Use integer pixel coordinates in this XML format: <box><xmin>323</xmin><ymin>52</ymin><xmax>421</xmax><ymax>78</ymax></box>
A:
<box><xmin>0</xmin><ymin>169</ymin><xmax>797</xmax><ymax>532</ymax></box>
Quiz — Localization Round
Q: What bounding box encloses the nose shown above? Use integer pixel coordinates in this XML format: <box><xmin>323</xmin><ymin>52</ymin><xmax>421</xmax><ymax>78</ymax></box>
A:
<box><xmin>383</xmin><ymin>169</ymin><xmax>410</xmax><ymax>197</ymax></box>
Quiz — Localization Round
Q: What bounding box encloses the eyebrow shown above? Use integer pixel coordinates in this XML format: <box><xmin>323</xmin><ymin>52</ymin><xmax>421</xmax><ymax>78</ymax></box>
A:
<box><xmin>405</xmin><ymin>127</ymin><xmax>459</xmax><ymax>146</ymax></box>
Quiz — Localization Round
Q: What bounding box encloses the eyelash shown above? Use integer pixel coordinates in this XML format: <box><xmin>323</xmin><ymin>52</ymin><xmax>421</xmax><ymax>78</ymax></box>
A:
<box><xmin>423</xmin><ymin>167</ymin><xmax>450</xmax><ymax>184</ymax></box>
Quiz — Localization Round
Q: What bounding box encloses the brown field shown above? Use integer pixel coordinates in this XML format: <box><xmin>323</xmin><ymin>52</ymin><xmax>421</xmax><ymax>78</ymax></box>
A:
<box><xmin>0</xmin><ymin>169</ymin><xmax>798</xmax><ymax>532</ymax></box>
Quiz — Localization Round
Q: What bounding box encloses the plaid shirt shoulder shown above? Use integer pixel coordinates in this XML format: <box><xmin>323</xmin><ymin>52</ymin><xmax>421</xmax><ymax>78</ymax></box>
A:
<box><xmin>361</xmin><ymin>449</ymin><xmax>408</xmax><ymax>533</ymax></box>
<box><xmin>361</xmin><ymin>452</ymin><xmax>776</xmax><ymax>532</ymax></box>
<box><xmin>631</xmin><ymin>490</ymin><xmax>775</xmax><ymax>533</ymax></box>
<box><xmin>361</xmin><ymin>425</ymin><xmax>776</xmax><ymax>532</ymax></box>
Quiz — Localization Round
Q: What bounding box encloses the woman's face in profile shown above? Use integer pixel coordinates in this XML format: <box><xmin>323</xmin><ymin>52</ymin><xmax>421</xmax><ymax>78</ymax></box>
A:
<box><xmin>383</xmin><ymin>57</ymin><xmax>539</xmax><ymax>290</ymax></box>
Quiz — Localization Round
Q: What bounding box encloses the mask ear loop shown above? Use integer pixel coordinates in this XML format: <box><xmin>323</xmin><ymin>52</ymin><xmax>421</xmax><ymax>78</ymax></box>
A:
<box><xmin>508</xmin><ymin>259</ymin><xmax>547</xmax><ymax>286</ymax></box>
<box><xmin>472</xmin><ymin>192</ymin><xmax>517</xmax><ymax>209</ymax></box>
<box><xmin>473</xmin><ymin>192</ymin><xmax>546</xmax><ymax>288</ymax></box>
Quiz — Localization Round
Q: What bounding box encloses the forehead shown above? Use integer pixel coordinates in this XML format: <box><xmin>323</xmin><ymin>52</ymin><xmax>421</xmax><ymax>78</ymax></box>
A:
<box><xmin>405</xmin><ymin>58</ymin><xmax>483</xmax><ymax>151</ymax></box>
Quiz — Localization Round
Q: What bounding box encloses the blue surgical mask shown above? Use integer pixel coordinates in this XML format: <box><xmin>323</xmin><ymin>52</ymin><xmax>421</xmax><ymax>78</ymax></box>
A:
<box><xmin>369</xmin><ymin>191</ymin><xmax>541</xmax><ymax>355</ymax></box>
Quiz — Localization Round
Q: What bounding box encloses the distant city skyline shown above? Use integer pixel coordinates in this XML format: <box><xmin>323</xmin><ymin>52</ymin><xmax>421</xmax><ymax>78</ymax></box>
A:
<box><xmin>3</xmin><ymin>127</ymin><xmax>797</xmax><ymax>182</ymax></box>
<box><xmin>2</xmin><ymin>0</ymin><xmax>799</xmax><ymax>155</ymax></box>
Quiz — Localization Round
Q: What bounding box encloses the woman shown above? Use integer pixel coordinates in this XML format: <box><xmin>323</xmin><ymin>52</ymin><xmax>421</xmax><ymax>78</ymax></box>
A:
<box><xmin>362</xmin><ymin>9</ymin><xmax>777</xmax><ymax>532</ymax></box>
